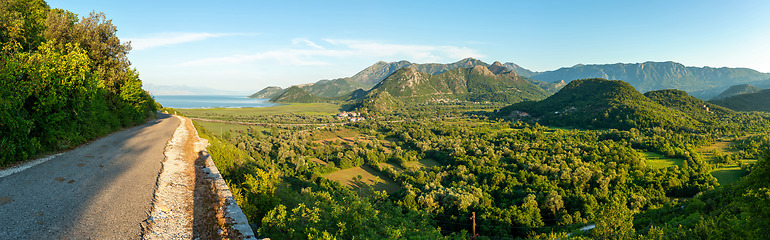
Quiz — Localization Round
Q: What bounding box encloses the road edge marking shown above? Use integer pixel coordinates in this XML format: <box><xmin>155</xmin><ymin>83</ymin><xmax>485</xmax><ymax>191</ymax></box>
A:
<box><xmin>0</xmin><ymin>153</ymin><xmax>63</xmax><ymax>179</ymax></box>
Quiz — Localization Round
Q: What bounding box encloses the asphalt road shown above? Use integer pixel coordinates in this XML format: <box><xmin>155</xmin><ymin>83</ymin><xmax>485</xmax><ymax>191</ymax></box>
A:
<box><xmin>0</xmin><ymin>113</ymin><xmax>180</xmax><ymax>239</ymax></box>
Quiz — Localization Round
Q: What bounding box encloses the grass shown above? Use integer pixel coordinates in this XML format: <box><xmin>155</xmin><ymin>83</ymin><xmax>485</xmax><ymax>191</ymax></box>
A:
<box><xmin>310</xmin><ymin>129</ymin><xmax>362</xmax><ymax>142</ymax></box>
<box><xmin>711</xmin><ymin>159</ymin><xmax>756</xmax><ymax>185</ymax></box>
<box><xmin>178</xmin><ymin>103</ymin><xmax>341</xmax><ymax>118</ymax></box>
<box><xmin>192</xmin><ymin>120</ymin><xmax>262</xmax><ymax>137</ymax></box>
<box><xmin>378</xmin><ymin>158</ymin><xmax>442</xmax><ymax>173</ymax></box>
<box><xmin>642</xmin><ymin>152</ymin><xmax>684</xmax><ymax>169</ymax></box>
<box><xmin>324</xmin><ymin>166</ymin><xmax>401</xmax><ymax>194</ymax></box>
<box><xmin>403</xmin><ymin>158</ymin><xmax>441</xmax><ymax>170</ymax></box>
<box><xmin>378</xmin><ymin>162</ymin><xmax>402</xmax><ymax>171</ymax></box>
<box><xmin>711</xmin><ymin>164</ymin><xmax>746</xmax><ymax>185</ymax></box>
<box><xmin>697</xmin><ymin>140</ymin><xmax>737</xmax><ymax>162</ymax></box>
<box><xmin>692</xmin><ymin>138</ymin><xmax>756</xmax><ymax>185</ymax></box>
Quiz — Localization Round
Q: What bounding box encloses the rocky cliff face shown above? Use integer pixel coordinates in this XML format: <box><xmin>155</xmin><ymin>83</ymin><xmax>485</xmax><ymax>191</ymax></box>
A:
<box><xmin>502</xmin><ymin>62</ymin><xmax>537</xmax><ymax>77</ymax></box>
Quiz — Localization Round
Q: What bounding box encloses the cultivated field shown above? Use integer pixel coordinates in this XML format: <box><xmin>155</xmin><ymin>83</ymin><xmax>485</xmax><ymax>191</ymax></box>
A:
<box><xmin>178</xmin><ymin>103</ymin><xmax>341</xmax><ymax>118</ymax></box>
<box><xmin>324</xmin><ymin>166</ymin><xmax>401</xmax><ymax>194</ymax></box>
<box><xmin>642</xmin><ymin>151</ymin><xmax>683</xmax><ymax>169</ymax></box>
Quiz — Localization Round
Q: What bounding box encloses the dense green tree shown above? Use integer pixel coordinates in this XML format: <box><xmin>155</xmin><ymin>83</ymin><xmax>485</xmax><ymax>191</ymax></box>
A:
<box><xmin>593</xmin><ymin>199</ymin><xmax>634</xmax><ymax>239</ymax></box>
<box><xmin>0</xmin><ymin>1</ymin><xmax>156</xmax><ymax>165</ymax></box>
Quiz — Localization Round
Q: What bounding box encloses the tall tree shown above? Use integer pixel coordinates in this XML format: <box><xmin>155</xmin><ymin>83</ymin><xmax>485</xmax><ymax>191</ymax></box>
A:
<box><xmin>593</xmin><ymin>199</ymin><xmax>635</xmax><ymax>240</ymax></box>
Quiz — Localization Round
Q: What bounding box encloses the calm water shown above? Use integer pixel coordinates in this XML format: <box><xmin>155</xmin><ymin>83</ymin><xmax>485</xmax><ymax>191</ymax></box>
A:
<box><xmin>154</xmin><ymin>95</ymin><xmax>279</xmax><ymax>109</ymax></box>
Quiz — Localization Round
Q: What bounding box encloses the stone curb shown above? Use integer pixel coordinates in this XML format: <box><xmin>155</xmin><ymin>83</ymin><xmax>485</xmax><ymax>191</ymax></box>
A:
<box><xmin>190</xmin><ymin>124</ymin><xmax>257</xmax><ymax>239</ymax></box>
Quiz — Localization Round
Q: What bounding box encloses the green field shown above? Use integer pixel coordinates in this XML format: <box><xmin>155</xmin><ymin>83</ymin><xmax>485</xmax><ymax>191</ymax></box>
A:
<box><xmin>324</xmin><ymin>166</ymin><xmax>401</xmax><ymax>194</ymax></box>
<box><xmin>711</xmin><ymin>159</ymin><xmax>756</xmax><ymax>185</ymax></box>
<box><xmin>404</xmin><ymin>158</ymin><xmax>441</xmax><ymax>170</ymax></box>
<box><xmin>642</xmin><ymin>151</ymin><xmax>684</xmax><ymax>169</ymax></box>
<box><xmin>310</xmin><ymin>129</ymin><xmax>363</xmax><ymax>142</ymax></box>
<box><xmin>711</xmin><ymin>165</ymin><xmax>745</xmax><ymax>185</ymax></box>
<box><xmin>193</xmin><ymin>120</ymin><xmax>264</xmax><ymax>137</ymax></box>
<box><xmin>178</xmin><ymin>103</ymin><xmax>342</xmax><ymax>118</ymax></box>
<box><xmin>697</xmin><ymin>140</ymin><xmax>737</xmax><ymax>162</ymax></box>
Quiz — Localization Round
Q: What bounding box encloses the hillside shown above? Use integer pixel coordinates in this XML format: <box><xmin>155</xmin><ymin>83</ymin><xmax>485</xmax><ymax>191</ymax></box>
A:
<box><xmin>528</xmin><ymin>62</ymin><xmax>770</xmax><ymax>98</ymax></box>
<box><xmin>269</xmin><ymin>86</ymin><xmax>324</xmax><ymax>103</ymax></box>
<box><xmin>370</xmin><ymin>64</ymin><xmax>549</xmax><ymax>103</ymax></box>
<box><xmin>248</xmin><ymin>86</ymin><xmax>284</xmax><ymax>99</ymax></box>
<box><xmin>711</xmin><ymin>89</ymin><xmax>770</xmax><ymax>112</ymax></box>
<box><xmin>711</xmin><ymin>84</ymin><xmax>762</xmax><ymax>100</ymax></box>
<box><xmin>644</xmin><ymin>89</ymin><xmax>734</xmax><ymax>124</ymax></box>
<box><xmin>500</xmin><ymin>78</ymin><xmax>701</xmax><ymax>130</ymax></box>
<box><xmin>355</xmin><ymin>90</ymin><xmax>402</xmax><ymax>113</ymax></box>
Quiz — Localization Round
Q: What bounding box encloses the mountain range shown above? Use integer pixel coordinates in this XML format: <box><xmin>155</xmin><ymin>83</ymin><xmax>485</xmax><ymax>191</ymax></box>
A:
<box><xmin>526</xmin><ymin>62</ymin><xmax>770</xmax><ymax>99</ymax></box>
<box><xmin>252</xmin><ymin>58</ymin><xmax>492</xmax><ymax>99</ymax></box>
<box><xmin>249</xmin><ymin>58</ymin><xmax>770</xmax><ymax>102</ymax></box>
<box><xmin>267</xmin><ymin>62</ymin><xmax>551</xmax><ymax>109</ymax></box>
<box><xmin>369</xmin><ymin>63</ymin><xmax>548</xmax><ymax>101</ymax></box>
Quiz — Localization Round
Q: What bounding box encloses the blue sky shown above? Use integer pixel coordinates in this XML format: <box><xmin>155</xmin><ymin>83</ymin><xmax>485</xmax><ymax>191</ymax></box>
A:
<box><xmin>47</xmin><ymin>0</ymin><xmax>770</xmax><ymax>95</ymax></box>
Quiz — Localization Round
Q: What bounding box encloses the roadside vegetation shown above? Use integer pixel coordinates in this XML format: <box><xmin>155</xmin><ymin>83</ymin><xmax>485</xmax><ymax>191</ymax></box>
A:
<box><xmin>0</xmin><ymin>1</ymin><xmax>156</xmax><ymax>166</ymax></box>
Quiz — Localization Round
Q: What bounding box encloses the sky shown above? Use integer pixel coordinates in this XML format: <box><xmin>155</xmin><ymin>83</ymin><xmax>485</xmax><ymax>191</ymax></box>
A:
<box><xmin>47</xmin><ymin>0</ymin><xmax>770</xmax><ymax>95</ymax></box>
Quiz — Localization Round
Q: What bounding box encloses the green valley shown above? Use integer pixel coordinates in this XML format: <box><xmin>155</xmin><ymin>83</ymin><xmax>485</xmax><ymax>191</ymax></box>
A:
<box><xmin>186</xmin><ymin>77</ymin><xmax>770</xmax><ymax>239</ymax></box>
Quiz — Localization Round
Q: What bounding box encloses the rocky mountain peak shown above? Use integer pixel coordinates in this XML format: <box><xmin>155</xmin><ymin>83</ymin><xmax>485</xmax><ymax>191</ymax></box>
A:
<box><xmin>488</xmin><ymin>61</ymin><xmax>511</xmax><ymax>75</ymax></box>
<box><xmin>471</xmin><ymin>65</ymin><xmax>495</xmax><ymax>76</ymax></box>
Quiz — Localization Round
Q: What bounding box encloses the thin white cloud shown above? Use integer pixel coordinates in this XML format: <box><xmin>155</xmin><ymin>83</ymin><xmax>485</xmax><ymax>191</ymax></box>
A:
<box><xmin>179</xmin><ymin>48</ymin><xmax>351</xmax><ymax>66</ymax></box>
<box><xmin>292</xmin><ymin>38</ymin><xmax>325</xmax><ymax>49</ymax></box>
<box><xmin>178</xmin><ymin>38</ymin><xmax>484</xmax><ymax>66</ymax></box>
<box><xmin>324</xmin><ymin>39</ymin><xmax>485</xmax><ymax>63</ymax></box>
<box><xmin>127</xmin><ymin>32</ymin><xmax>239</xmax><ymax>50</ymax></box>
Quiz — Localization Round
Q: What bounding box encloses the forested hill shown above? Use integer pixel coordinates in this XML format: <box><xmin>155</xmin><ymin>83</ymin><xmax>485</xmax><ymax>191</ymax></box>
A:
<box><xmin>644</xmin><ymin>89</ymin><xmax>735</xmax><ymax>126</ymax></box>
<box><xmin>711</xmin><ymin>89</ymin><xmax>770</xmax><ymax>112</ymax></box>
<box><xmin>269</xmin><ymin>86</ymin><xmax>324</xmax><ymax>103</ymax></box>
<box><xmin>499</xmin><ymin>78</ymin><xmax>705</xmax><ymax>130</ymax></box>
<box><xmin>1</xmin><ymin>1</ymin><xmax>156</xmax><ymax>165</ymax></box>
<box><xmin>528</xmin><ymin>61</ymin><xmax>770</xmax><ymax>98</ymax></box>
<box><xmin>711</xmin><ymin>84</ymin><xmax>762</xmax><ymax>100</ymax></box>
<box><xmin>367</xmin><ymin>64</ymin><xmax>549</xmax><ymax>103</ymax></box>
<box><xmin>249</xmin><ymin>86</ymin><xmax>284</xmax><ymax>98</ymax></box>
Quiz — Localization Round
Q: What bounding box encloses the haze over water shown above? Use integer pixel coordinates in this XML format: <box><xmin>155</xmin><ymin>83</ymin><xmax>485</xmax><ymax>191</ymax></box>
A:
<box><xmin>154</xmin><ymin>95</ymin><xmax>278</xmax><ymax>109</ymax></box>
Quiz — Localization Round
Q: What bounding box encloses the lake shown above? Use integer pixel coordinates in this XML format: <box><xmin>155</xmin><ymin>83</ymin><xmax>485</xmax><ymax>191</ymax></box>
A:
<box><xmin>154</xmin><ymin>95</ymin><xmax>279</xmax><ymax>109</ymax></box>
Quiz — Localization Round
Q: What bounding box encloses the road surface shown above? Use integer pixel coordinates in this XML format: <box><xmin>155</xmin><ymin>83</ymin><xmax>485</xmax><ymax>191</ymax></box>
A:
<box><xmin>0</xmin><ymin>113</ymin><xmax>180</xmax><ymax>239</ymax></box>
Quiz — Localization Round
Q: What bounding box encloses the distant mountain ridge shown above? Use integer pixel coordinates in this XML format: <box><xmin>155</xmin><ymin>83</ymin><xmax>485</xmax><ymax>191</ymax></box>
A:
<box><xmin>526</xmin><ymin>62</ymin><xmax>770</xmax><ymax>99</ymax></box>
<box><xmin>249</xmin><ymin>59</ymin><xmax>769</xmax><ymax>103</ymax></box>
<box><xmin>250</xmin><ymin>58</ymin><xmax>493</xmax><ymax>99</ymax></box>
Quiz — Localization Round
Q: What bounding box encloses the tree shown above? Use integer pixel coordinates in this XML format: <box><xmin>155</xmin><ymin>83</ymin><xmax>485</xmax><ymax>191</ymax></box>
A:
<box><xmin>0</xmin><ymin>0</ymin><xmax>49</xmax><ymax>54</ymax></box>
<box><xmin>593</xmin><ymin>199</ymin><xmax>635</xmax><ymax>240</ymax></box>
<box><xmin>544</xmin><ymin>190</ymin><xmax>564</xmax><ymax>216</ymax></box>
